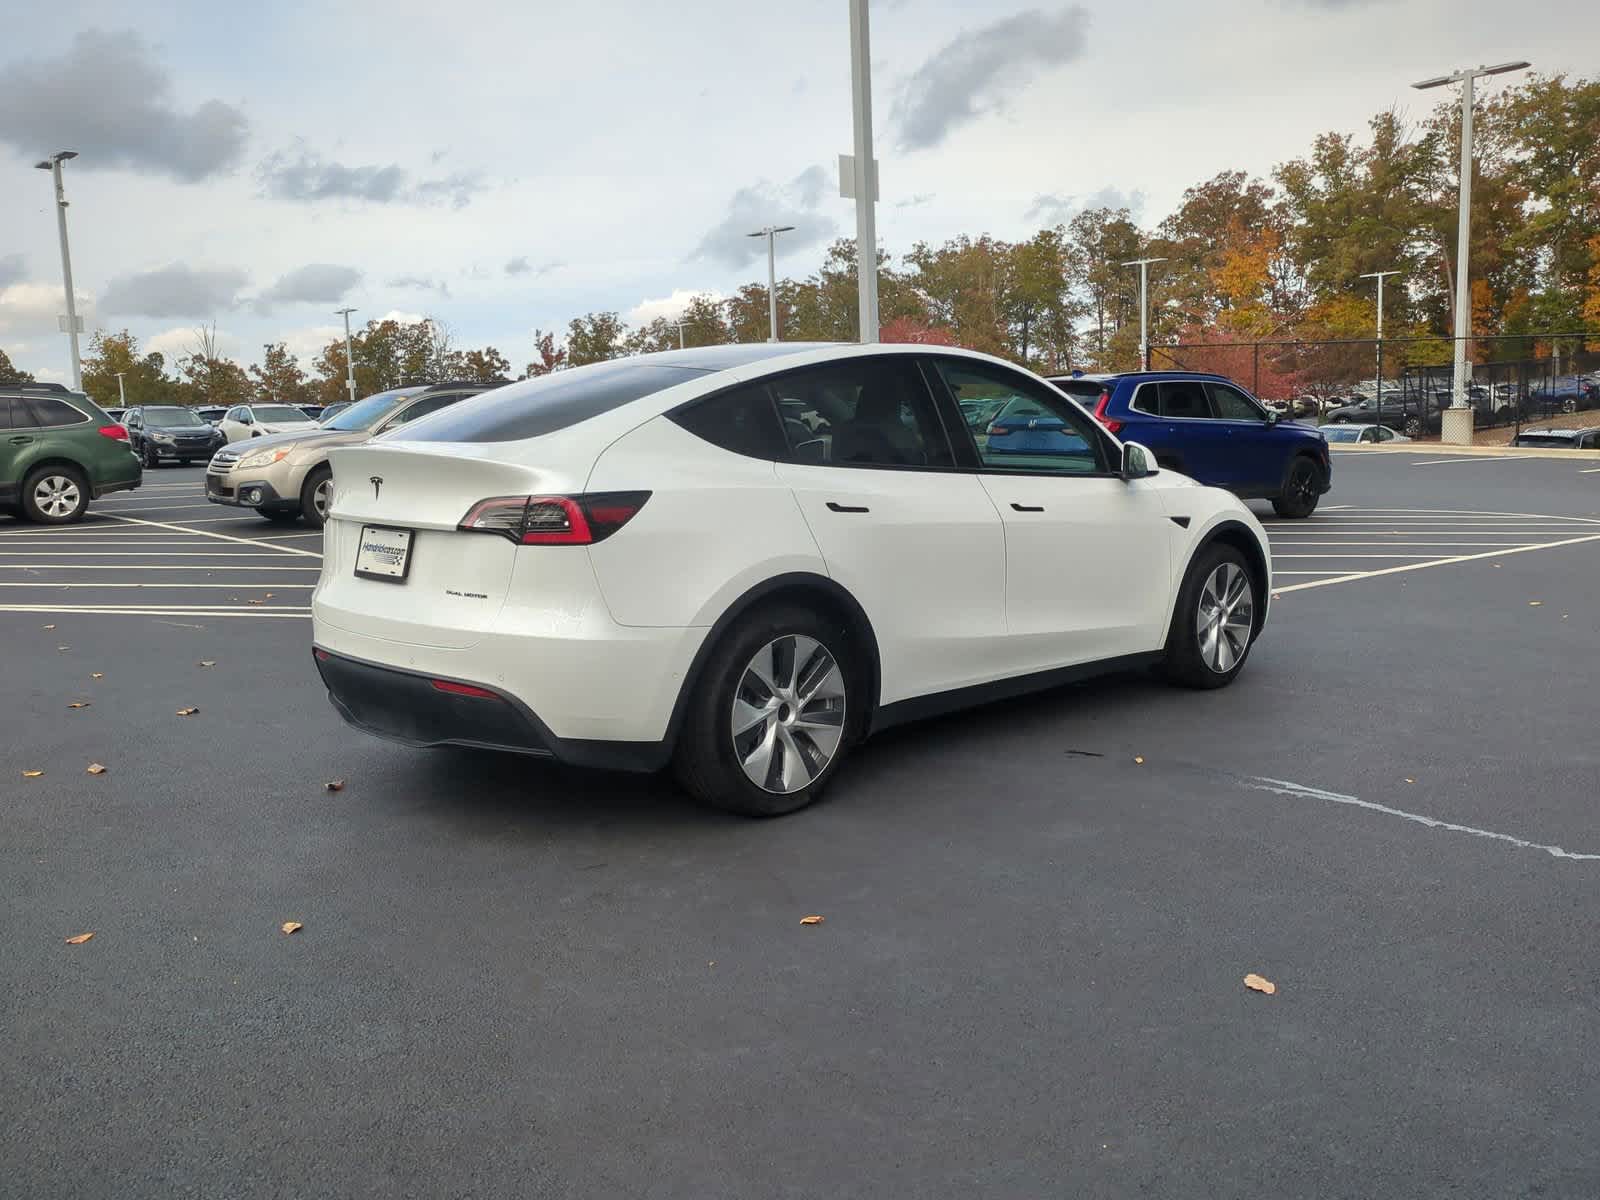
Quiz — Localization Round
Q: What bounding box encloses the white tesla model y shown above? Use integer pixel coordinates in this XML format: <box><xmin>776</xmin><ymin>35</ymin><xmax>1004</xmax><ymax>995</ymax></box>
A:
<box><xmin>312</xmin><ymin>343</ymin><xmax>1270</xmax><ymax>815</ymax></box>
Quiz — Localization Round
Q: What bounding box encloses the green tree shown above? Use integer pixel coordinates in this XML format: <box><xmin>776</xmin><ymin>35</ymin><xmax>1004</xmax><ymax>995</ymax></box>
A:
<box><xmin>1068</xmin><ymin>207</ymin><xmax>1144</xmax><ymax>364</ymax></box>
<box><xmin>249</xmin><ymin>342</ymin><xmax>311</xmax><ymax>405</ymax></box>
<box><xmin>566</xmin><ymin>312</ymin><xmax>627</xmax><ymax>365</ymax></box>
<box><xmin>175</xmin><ymin>327</ymin><xmax>251</xmax><ymax>406</ymax></box>
<box><xmin>81</xmin><ymin>329</ymin><xmax>172</xmax><ymax>407</ymax></box>
<box><xmin>457</xmin><ymin>346</ymin><xmax>512</xmax><ymax>381</ymax></box>
<box><xmin>523</xmin><ymin>329</ymin><xmax>566</xmax><ymax>377</ymax></box>
<box><xmin>0</xmin><ymin>347</ymin><xmax>35</xmax><ymax>385</ymax></box>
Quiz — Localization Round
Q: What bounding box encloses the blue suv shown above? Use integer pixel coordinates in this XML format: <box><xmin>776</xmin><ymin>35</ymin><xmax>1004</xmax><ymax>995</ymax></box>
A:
<box><xmin>1049</xmin><ymin>371</ymin><xmax>1331</xmax><ymax>518</ymax></box>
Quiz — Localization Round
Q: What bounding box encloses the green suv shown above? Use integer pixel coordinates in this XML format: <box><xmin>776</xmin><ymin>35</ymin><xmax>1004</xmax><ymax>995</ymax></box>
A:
<box><xmin>1</xmin><ymin>385</ymin><xmax>142</xmax><ymax>524</ymax></box>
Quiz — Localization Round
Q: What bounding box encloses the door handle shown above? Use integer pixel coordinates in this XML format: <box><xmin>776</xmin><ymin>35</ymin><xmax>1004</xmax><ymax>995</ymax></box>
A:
<box><xmin>825</xmin><ymin>502</ymin><xmax>869</xmax><ymax>513</ymax></box>
<box><xmin>1010</xmin><ymin>502</ymin><xmax>1044</xmax><ymax>513</ymax></box>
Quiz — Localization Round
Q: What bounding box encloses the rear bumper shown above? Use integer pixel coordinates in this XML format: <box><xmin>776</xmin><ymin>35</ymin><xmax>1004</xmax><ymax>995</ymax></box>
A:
<box><xmin>93</xmin><ymin>475</ymin><xmax>142</xmax><ymax>499</ymax></box>
<box><xmin>313</xmin><ymin>648</ymin><xmax>670</xmax><ymax>772</ymax></box>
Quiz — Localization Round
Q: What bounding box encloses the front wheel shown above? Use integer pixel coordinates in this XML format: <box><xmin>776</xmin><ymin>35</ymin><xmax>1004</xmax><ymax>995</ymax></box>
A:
<box><xmin>1164</xmin><ymin>545</ymin><xmax>1259</xmax><ymax>689</ymax></box>
<box><xmin>673</xmin><ymin>605</ymin><xmax>860</xmax><ymax>816</ymax></box>
<box><xmin>1271</xmin><ymin>457</ymin><xmax>1321</xmax><ymax>518</ymax></box>
<box><xmin>21</xmin><ymin>465</ymin><xmax>90</xmax><ymax>525</ymax></box>
<box><xmin>300</xmin><ymin>465</ymin><xmax>332</xmax><ymax>529</ymax></box>
<box><xmin>142</xmin><ymin>443</ymin><xmax>161</xmax><ymax>469</ymax></box>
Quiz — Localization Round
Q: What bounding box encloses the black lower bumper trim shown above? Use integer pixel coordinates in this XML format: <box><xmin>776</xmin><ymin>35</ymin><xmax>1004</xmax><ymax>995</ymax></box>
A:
<box><xmin>312</xmin><ymin>648</ymin><xmax>669</xmax><ymax>773</ymax></box>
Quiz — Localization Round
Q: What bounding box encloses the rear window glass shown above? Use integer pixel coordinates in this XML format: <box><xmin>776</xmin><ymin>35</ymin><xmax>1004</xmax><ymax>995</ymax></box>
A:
<box><xmin>405</xmin><ymin>361</ymin><xmax>711</xmax><ymax>443</ymax></box>
<box><xmin>1050</xmin><ymin>380</ymin><xmax>1105</xmax><ymax>399</ymax></box>
<box><xmin>25</xmin><ymin>396</ymin><xmax>91</xmax><ymax>427</ymax></box>
<box><xmin>671</xmin><ymin>384</ymin><xmax>789</xmax><ymax>460</ymax></box>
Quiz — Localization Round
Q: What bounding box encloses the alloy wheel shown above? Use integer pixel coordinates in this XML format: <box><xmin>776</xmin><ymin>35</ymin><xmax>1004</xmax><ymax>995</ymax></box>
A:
<box><xmin>312</xmin><ymin>476</ymin><xmax>332</xmax><ymax>520</ymax></box>
<box><xmin>34</xmin><ymin>474</ymin><xmax>82</xmax><ymax>519</ymax></box>
<box><xmin>1288</xmin><ymin>460</ymin><xmax>1317</xmax><ymax>505</ymax></box>
<box><xmin>1196</xmin><ymin>562</ymin><xmax>1253</xmax><ymax>675</ymax></box>
<box><xmin>731</xmin><ymin>634</ymin><xmax>847</xmax><ymax>794</ymax></box>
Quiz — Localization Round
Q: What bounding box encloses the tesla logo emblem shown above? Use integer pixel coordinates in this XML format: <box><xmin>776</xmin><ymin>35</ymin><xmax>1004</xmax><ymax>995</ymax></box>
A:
<box><xmin>370</xmin><ymin>476</ymin><xmax>383</xmax><ymax>499</ymax></box>
<box><xmin>1027</xmin><ymin>418</ymin><xmax>1038</xmax><ymax>429</ymax></box>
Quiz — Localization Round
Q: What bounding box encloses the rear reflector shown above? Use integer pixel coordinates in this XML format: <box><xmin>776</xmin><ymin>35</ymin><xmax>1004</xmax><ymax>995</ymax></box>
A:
<box><xmin>98</xmin><ymin>424</ymin><xmax>129</xmax><ymax>441</ymax></box>
<box><xmin>458</xmin><ymin>492</ymin><xmax>650</xmax><ymax>545</ymax></box>
<box><xmin>430</xmin><ymin>679</ymin><xmax>501</xmax><ymax>700</ymax></box>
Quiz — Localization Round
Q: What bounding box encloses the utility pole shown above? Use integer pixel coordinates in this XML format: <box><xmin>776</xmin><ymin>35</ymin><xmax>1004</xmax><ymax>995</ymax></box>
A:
<box><xmin>335</xmin><ymin>307</ymin><xmax>358</xmax><ymax>405</ymax></box>
<box><xmin>114</xmin><ymin>372</ymin><xmax>126</xmax><ymax>407</ymax></box>
<box><xmin>848</xmin><ymin>0</ymin><xmax>879</xmax><ymax>343</ymax></box>
<box><xmin>671</xmin><ymin>319</ymin><xmax>691</xmax><ymax>350</ymax></box>
<box><xmin>1360</xmin><ymin>270</ymin><xmax>1402</xmax><ymax>427</ymax></box>
<box><xmin>34</xmin><ymin>151</ymin><xmax>82</xmax><ymax>391</ymax></box>
<box><xmin>745</xmin><ymin>226</ymin><xmax>795</xmax><ymax>341</ymax></box>
<box><xmin>1413</xmin><ymin>60</ymin><xmax>1529</xmax><ymax>444</ymax></box>
<box><xmin>1121</xmin><ymin>257</ymin><xmax>1167</xmax><ymax>371</ymax></box>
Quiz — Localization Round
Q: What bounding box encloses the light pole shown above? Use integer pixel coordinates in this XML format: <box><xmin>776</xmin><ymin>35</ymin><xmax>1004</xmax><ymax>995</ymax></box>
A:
<box><xmin>1413</xmin><ymin>60</ymin><xmax>1529</xmax><ymax>443</ymax></box>
<box><xmin>1121</xmin><ymin>257</ymin><xmax>1167</xmax><ymax>370</ymax></box>
<box><xmin>671</xmin><ymin>319</ymin><xmax>691</xmax><ymax>350</ymax></box>
<box><xmin>114</xmin><ymin>371</ymin><xmax>126</xmax><ymax>407</ymax></box>
<box><xmin>34</xmin><ymin>151</ymin><xmax>82</xmax><ymax>391</ymax></box>
<box><xmin>745</xmin><ymin>226</ymin><xmax>795</xmax><ymax>341</ymax></box>
<box><xmin>335</xmin><ymin>307</ymin><xmax>358</xmax><ymax>404</ymax></box>
<box><xmin>1360</xmin><ymin>270</ymin><xmax>1402</xmax><ymax>428</ymax></box>
<box><xmin>848</xmin><ymin>0</ymin><xmax>879</xmax><ymax>343</ymax></box>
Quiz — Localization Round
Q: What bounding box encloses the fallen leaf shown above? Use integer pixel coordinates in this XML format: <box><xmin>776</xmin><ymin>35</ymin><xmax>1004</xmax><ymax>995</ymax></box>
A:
<box><xmin>1134</xmin><ymin>756</ymin><xmax>1145</xmax><ymax>765</ymax></box>
<box><xmin>1404</xmin><ymin>777</ymin><xmax>1415</xmax><ymax>784</ymax></box>
<box><xmin>265</xmin><ymin>593</ymin><xmax>274</xmax><ymax>599</ymax></box>
<box><xmin>1529</xmin><ymin>601</ymin><xmax>1543</xmax><ymax>607</ymax></box>
<box><xmin>57</xmin><ymin>645</ymin><xmax>69</xmax><ymax>651</ymax></box>
<box><xmin>90</xmin><ymin>673</ymin><xmax>104</xmax><ymax>680</ymax></box>
<box><xmin>324</xmin><ymin>779</ymin><xmax>345</xmax><ymax>793</ymax></box>
<box><xmin>799</xmin><ymin>915</ymin><xmax>824</xmax><ymax>926</ymax></box>
<box><xmin>22</xmin><ymin>769</ymin><xmax>44</xmax><ymax>778</ymax></box>
<box><xmin>67</xmin><ymin>701</ymin><xmax>91</xmax><ymax>709</ymax></box>
<box><xmin>65</xmin><ymin>932</ymin><xmax>95</xmax><ymax>945</ymax></box>
<box><xmin>175</xmin><ymin>706</ymin><xmax>199</xmax><ymax>717</ymax></box>
<box><xmin>86</xmin><ymin>763</ymin><xmax>107</xmax><ymax>776</ymax></box>
<box><xmin>42</xmin><ymin>624</ymin><xmax>55</xmax><ymax>630</ymax></box>
<box><xmin>198</xmin><ymin>660</ymin><xmax>216</xmax><ymax>668</ymax></box>
<box><xmin>280</xmin><ymin>921</ymin><xmax>303</xmax><ymax>935</ymax></box>
<box><xmin>247</xmin><ymin>599</ymin><xmax>264</xmax><ymax>606</ymax></box>
<box><xmin>1243</xmin><ymin>973</ymin><xmax>1276</xmax><ymax>995</ymax></box>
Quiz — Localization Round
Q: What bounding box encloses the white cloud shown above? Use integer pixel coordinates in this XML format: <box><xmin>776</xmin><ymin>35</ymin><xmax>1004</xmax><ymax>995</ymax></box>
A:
<box><xmin>382</xmin><ymin>310</ymin><xmax>427</xmax><ymax>325</ymax></box>
<box><xmin>146</xmin><ymin>325</ymin><xmax>245</xmax><ymax>363</ymax></box>
<box><xmin>0</xmin><ymin>281</ymin><xmax>95</xmax><ymax>339</ymax></box>
<box><xmin>282</xmin><ymin>325</ymin><xmax>343</xmax><ymax>365</ymax></box>
<box><xmin>627</xmin><ymin>289</ymin><xmax>724</xmax><ymax>326</ymax></box>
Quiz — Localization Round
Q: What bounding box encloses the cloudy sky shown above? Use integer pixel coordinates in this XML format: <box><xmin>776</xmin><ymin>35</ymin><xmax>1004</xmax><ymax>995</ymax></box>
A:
<box><xmin>2</xmin><ymin>0</ymin><xmax>1595</xmax><ymax>382</ymax></box>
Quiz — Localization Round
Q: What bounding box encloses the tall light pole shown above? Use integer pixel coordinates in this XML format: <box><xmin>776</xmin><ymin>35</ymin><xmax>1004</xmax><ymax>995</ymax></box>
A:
<box><xmin>848</xmin><ymin>0</ymin><xmax>879</xmax><ymax>343</ymax></box>
<box><xmin>1413</xmin><ymin>60</ymin><xmax>1529</xmax><ymax>443</ymax></box>
<box><xmin>34</xmin><ymin>151</ymin><xmax>82</xmax><ymax>391</ymax></box>
<box><xmin>1360</xmin><ymin>270</ymin><xmax>1402</xmax><ymax>424</ymax></box>
<box><xmin>671</xmin><ymin>319</ymin><xmax>690</xmax><ymax>350</ymax></box>
<box><xmin>335</xmin><ymin>307</ymin><xmax>358</xmax><ymax>404</ymax></box>
<box><xmin>1121</xmin><ymin>257</ymin><xmax>1167</xmax><ymax>370</ymax></box>
<box><xmin>745</xmin><ymin>226</ymin><xmax>795</xmax><ymax>341</ymax></box>
<box><xmin>114</xmin><ymin>371</ymin><xmax>127</xmax><ymax>407</ymax></box>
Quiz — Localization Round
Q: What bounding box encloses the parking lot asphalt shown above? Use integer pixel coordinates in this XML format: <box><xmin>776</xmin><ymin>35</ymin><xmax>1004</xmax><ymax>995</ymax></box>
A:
<box><xmin>5</xmin><ymin>455</ymin><xmax>1599</xmax><ymax>1198</ymax></box>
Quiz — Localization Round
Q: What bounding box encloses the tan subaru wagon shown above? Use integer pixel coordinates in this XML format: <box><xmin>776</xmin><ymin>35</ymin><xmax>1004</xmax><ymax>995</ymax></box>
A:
<box><xmin>203</xmin><ymin>382</ymin><xmax>498</xmax><ymax>526</ymax></box>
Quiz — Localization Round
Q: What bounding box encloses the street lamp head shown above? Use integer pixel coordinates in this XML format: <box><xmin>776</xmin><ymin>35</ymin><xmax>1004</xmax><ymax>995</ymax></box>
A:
<box><xmin>1411</xmin><ymin>75</ymin><xmax>1455</xmax><ymax>90</ymax></box>
<box><xmin>773</xmin><ymin>225</ymin><xmax>796</xmax><ymax>234</ymax></box>
<box><xmin>1484</xmin><ymin>60</ymin><xmax>1531</xmax><ymax>76</ymax></box>
<box><xmin>34</xmin><ymin>150</ymin><xmax>79</xmax><ymax>168</ymax></box>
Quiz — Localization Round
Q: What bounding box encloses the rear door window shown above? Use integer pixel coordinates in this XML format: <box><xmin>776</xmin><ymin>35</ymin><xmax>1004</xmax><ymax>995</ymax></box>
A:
<box><xmin>405</xmin><ymin>361</ymin><xmax>711</xmax><ymax>443</ymax></box>
<box><xmin>1157</xmin><ymin>380</ymin><xmax>1213</xmax><ymax>419</ymax></box>
<box><xmin>1129</xmin><ymin>383</ymin><xmax>1159</xmax><ymax>415</ymax></box>
<box><xmin>769</xmin><ymin>358</ymin><xmax>953</xmax><ymax>469</ymax></box>
<box><xmin>25</xmin><ymin>396</ymin><xmax>89</xmax><ymax>427</ymax></box>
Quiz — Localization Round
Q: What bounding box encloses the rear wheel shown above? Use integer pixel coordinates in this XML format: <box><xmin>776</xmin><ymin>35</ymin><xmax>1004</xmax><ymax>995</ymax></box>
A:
<box><xmin>674</xmin><ymin>604</ymin><xmax>860</xmax><ymax>816</ymax></box>
<box><xmin>1271</xmin><ymin>457</ymin><xmax>1321</xmax><ymax>518</ymax></box>
<box><xmin>1404</xmin><ymin>415</ymin><xmax>1423</xmax><ymax>438</ymax></box>
<box><xmin>21</xmin><ymin>465</ymin><xmax>90</xmax><ymax>525</ymax></box>
<box><xmin>300</xmin><ymin>465</ymin><xmax>332</xmax><ymax>529</ymax></box>
<box><xmin>1163</xmin><ymin>545</ymin><xmax>1259</xmax><ymax>689</ymax></box>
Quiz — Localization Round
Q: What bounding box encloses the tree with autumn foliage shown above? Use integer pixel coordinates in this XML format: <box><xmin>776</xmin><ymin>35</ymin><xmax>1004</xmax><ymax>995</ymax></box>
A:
<box><xmin>0</xmin><ymin>348</ymin><xmax>33</xmax><ymax>385</ymax></box>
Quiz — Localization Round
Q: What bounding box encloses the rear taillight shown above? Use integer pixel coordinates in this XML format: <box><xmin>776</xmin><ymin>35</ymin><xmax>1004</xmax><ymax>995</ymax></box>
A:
<box><xmin>430</xmin><ymin>679</ymin><xmax>501</xmax><ymax>700</ymax></box>
<box><xmin>98</xmin><ymin>424</ymin><xmax>129</xmax><ymax>441</ymax></box>
<box><xmin>1091</xmin><ymin>391</ymin><xmax>1123</xmax><ymax>435</ymax></box>
<box><xmin>458</xmin><ymin>492</ymin><xmax>650</xmax><ymax>545</ymax></box>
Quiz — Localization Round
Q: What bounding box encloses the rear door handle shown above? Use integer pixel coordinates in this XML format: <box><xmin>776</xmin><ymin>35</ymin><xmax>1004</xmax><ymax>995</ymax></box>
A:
<box><xmin>8</xmin><ymin>436</ymin><xmax>32</xmax><ymax>445</ymax></box>
<box><xmin>825</xmin><ymin>502</ymin><xmax>869</xmax><ymax>513</ymax></box>
<box><xmin>1010</xmin><ymin>502</ymin><xmax>1044</xmax><ymax>513</ymax></box>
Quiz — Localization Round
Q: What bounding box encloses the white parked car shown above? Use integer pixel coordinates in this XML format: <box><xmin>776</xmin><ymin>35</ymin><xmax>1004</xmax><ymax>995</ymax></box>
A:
<box><xmin>218</xmin><ymin>403</ymin><xmax>321</xmax><ymax>443</ymax></box>
<box><xmin>311</xmin><ymin>344</ymin><xmax>1271</xmax><ymax>815</ymax></box>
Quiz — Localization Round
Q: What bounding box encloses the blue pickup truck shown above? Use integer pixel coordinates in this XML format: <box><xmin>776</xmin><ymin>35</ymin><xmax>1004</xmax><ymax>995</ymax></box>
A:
<box><xmin>1050</xmin><ymin>371</ymin><xmax>1331</xmax><ymax>518</ymax></box>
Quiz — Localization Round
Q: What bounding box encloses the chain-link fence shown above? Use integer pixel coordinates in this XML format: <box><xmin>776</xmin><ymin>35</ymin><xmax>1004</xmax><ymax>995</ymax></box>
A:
<box><xmin>1149</xmin><ymin>334</ymin><xmax>1600</xmax><ymax>440</ymax></box>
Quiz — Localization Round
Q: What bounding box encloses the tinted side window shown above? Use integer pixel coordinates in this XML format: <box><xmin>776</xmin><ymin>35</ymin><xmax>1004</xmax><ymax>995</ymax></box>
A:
<box><xmin>1158</xmin><ymin>381</ymin><xmax>1212</xmax><ymax>419</ymax></box>
<box><xmin>1129</xmin><ymin>383</ymin><xmax>1159</xmax><ymax>415</ymax></box>
<box><xmin>1207</xmin><ymin>382</ymin><xmax>1263</xmax><ymax>421</ymax></box>
<box><xmin>937</xmin><ymin>359</ymin><xmax>1108</xmax><ymax>475</ymax></box>
<box><xmin>0</xmin><ymin>398</ymin><xmax>15</xmax><ymax>431</ymax></box>
<box><xmin>406</xmin><ymin>361</ymin><xmax>711</xmax><ymax>443</ymax></box>
<box><xmin>769</xmin><ymin>358</ymin><xmax>952</xmax><ymax>469</ymax></box>
<box><xmin>671</xmin><ymin>383</ymin><xmax>788</xmax><ymax>461</ymax></box>
<box><xmin>26</xmin><ymin>397</ymin><xmax>89</xmax><ymax>427</ymax></box>
<box><xmin>387</xmin><ymin>392</ymin><xmax>470</xmax><ymax>427</ymax></box>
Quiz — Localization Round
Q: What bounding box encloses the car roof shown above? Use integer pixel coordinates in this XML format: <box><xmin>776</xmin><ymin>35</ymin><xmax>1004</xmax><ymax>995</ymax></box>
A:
<box><xmin>1517</xmin><ymin>426</ymin><xmax>1598</xmax><ymax>437</ymax></box>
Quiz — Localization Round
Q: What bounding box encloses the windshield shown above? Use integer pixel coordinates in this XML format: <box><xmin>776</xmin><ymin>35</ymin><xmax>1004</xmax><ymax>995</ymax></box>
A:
<box><xmin>143</xmin><ymin>406</ymin><xmax>208</xmax><ymax>427</ymax></box>
<box><xmin>322</xmin><ymin>388</ymin><xmax>427</xmax><ymax>431</ymax></box>
<box><xmin>254</xmin><ymin>405</ymin><xmax>314</xmax><ymax>423</ymax></box>
<box><xmin>1321</xmin><ymin>426</ymin><xmax>1361</xmax><ymax>442</ymax></box>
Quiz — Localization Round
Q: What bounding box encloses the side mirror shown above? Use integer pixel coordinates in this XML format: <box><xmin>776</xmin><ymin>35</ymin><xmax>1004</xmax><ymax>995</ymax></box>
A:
<box><xmin>1120</xmin><ymin>441</ymin><xmax>1156</xmax><ymax>481</ymax></box>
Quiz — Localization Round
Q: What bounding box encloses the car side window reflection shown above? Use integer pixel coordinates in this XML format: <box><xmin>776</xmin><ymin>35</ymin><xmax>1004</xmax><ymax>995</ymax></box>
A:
<box><xmin>936</xmin><ymin>359</ymin><xmax>1107</xmax><ymax>475</ymax></box>
<box><xmin>768</xmin><ymin>358</ymin><xmax>952</xmax><ymax>470</ymax></box>
<box><xmin>1206</xmin><ymin>383</ymin><xmax>1264</xmax><ymax>421</ymax></box>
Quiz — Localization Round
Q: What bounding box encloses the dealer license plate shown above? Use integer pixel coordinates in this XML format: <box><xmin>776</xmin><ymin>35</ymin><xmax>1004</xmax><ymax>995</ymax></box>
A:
<box><xmin>354</xmin><ymin>525</ymin><xmax>413</xmax><ymax>583</ymax></box>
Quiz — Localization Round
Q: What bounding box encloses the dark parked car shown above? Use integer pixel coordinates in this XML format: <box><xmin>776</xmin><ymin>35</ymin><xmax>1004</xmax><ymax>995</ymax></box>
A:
<box><xmin>1511</xmin><ymin>426</ymin><xmax>1600</xmax><ymax>450</ymax></box>
<box><xmin>123</xmin><ymin>405</ymin><xmax>226</xmax><ymax>467</ymax></box>
<box><xmin>1049</xmin><ymin>371</ymin><xmax>1331</xmax><ymax>517</ymax></box>
<box><xmin>0</xmin><ymin>385</ymin><xmax>141</xmax><ymax>523</ymax></box>
<box><xmin>1527</xmin><ymin>377</ymin><xmax>1597</xmax><ymax>414</ymax></box>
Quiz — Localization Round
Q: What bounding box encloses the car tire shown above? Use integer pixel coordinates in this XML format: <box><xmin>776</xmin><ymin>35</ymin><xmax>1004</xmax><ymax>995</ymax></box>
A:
<box><xmin>21</xmin><ymin>465</ymin><xmax>90</xmax><ymax>525</ymax></box>
<box><xmin>142</xmin><ymin>443</ymin><xmax>161</xmax><ymax>469</ymax></box>
<box><xmin>1163</xmin><ymin>543</ymin><xmax>1259</xmax><ymax>690</ymax></box>
<box><xmin>1404</xmin><ymin>416</ymin><xmax>1423</xmax><ymax>438</ymax></box>
<box><xmin>300</xmin><ymin>465</ymin><xmax>333</xmax><ymax>529</ymax></box>
<box><xmin>1271</xmin><ymin>456</ymin><xmax>1321</xmax><ymax>519</ymax></box>
<box><xmin>1561</xmin><ymin>397</ymin><xmax>1578</xmax><ymax>414</ymax></box>
<box><xmin>179</xmin><ymin>458</ymin><xmax>193</xmax><ymax>466</ymax></box>
<box><xmin>673</xmin><ymin>603</ymin><xmax>861</xmax><ymax>817</ymax></box>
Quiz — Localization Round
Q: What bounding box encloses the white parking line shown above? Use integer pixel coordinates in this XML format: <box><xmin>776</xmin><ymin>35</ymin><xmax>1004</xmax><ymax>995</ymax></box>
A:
<box><xmin>0</xmin><ymin>564</ymin><xmax>320</xmax><ymax>571</ymax></box>
<box><xmin>1411</xmin><ymin>456</ymin><xmax>1528</xmax><ymax>466</ymax></box>
<box><xmin>1274</xmin><ymin>533</ymin><xmax>1600</xmax><ymax>593</ymax></box>
<box><xmin>1267</xmin><ymin>541</ymin><xmax>1561</xmax><ymax>547</ymax></box>
<box><xmin>1274</xmin><ymin>553</ymin><xmax>1482</xmax><ymax>560</ymax></box>
<box><xmin>1243</xmin><ymin>777</ymin><xmax>1600</xmax><ymax>862</ymax></box>
<box><xmin>0</xmin><ymin>604</ymin><xmax>310</xmax><ymax>618</ymax></box>
<box><xmin>1581</xmin><ymin>468</ymin><xmax>1600</xmax><ymax>474</ymax></box>
<box><xmin>0</xmin><ymin>551</ymin><xmax>318</xmax><ymax>558</ymax></box>
<box><xmin>105</xmin><ymin>512</ymin><xmax>322</xmax><ymax>557</ymax></box>
<box><xmin>0</xmin><ymin>582</ymin><xmax>313</xmax><ymax>589</ymax></box>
